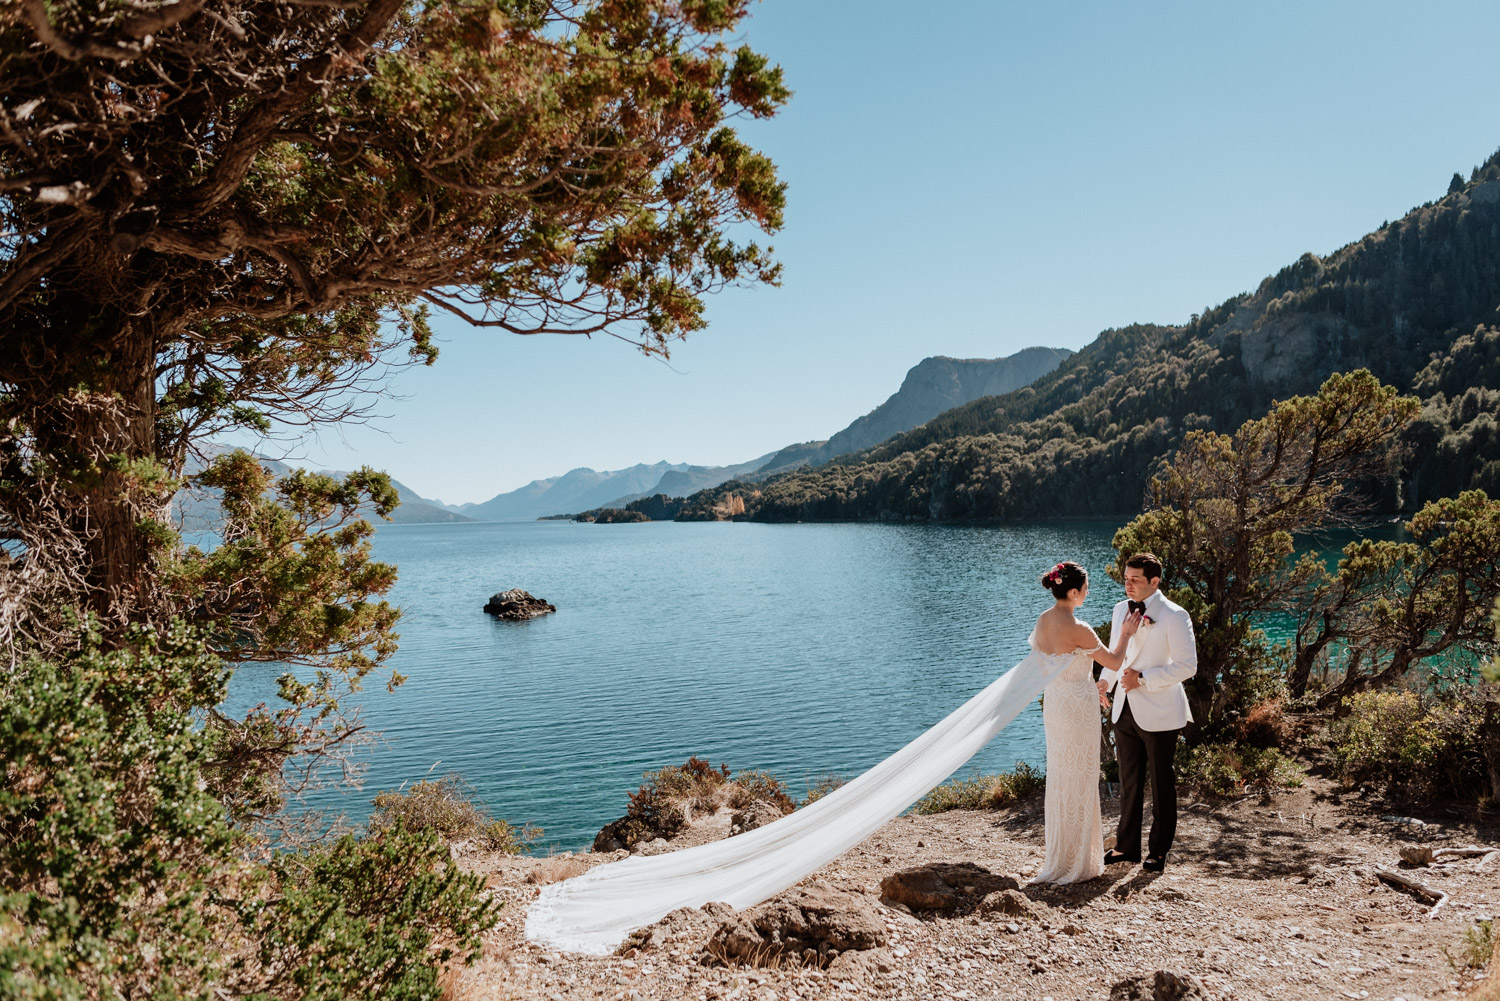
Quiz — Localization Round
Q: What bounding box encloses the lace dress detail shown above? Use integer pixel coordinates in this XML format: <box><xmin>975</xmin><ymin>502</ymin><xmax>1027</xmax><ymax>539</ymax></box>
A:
<box><xmin>1030</xmin><ymin>633</ymin><xmax>1105</xmax><ymax>884</ymax></box>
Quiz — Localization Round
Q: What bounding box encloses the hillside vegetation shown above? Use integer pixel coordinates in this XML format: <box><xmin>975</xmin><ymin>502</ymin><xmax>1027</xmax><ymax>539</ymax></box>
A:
<box><xmin>687</xmin><ymin>151</ymin><xmax>1500</xmax><ymax>522</ymax></box>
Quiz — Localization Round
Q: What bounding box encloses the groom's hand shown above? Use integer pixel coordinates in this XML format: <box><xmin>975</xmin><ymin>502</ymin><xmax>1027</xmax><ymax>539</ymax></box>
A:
<box><xmin>1121</xmin><ymin>668</ymin><xmax>1142</xmax><ymax>692</ymax></box>
<box><xmin>1096</xmin><ymin>678</ymin><xmax>1110</xmax><ymax>707</ymax></box>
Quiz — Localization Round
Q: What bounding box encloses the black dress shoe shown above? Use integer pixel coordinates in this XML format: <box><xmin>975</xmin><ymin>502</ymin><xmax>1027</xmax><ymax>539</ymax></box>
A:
<box><xmin>1103</xmin><ymin>848</ymin><xmax>1139</xmax><ymax>865</ymax></box>
<box><xmin>1142</xmin><ymin>854</ymin><xmax>1167</xmax><ymax>873</ymax></box>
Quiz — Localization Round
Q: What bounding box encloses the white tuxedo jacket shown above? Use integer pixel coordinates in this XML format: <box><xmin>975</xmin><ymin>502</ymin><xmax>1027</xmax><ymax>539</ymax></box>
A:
<box><xmin>1099</xmin><ymin>591</ymin><xmax>1197</xmax><ymax>731</ymax></box>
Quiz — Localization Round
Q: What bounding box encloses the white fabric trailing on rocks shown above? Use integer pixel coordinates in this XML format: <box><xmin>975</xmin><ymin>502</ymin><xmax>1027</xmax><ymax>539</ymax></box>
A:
<box><xmin>526</xmin><ymin>648</ymin><xmax>1079</xmax><ymax>954</ymax></box>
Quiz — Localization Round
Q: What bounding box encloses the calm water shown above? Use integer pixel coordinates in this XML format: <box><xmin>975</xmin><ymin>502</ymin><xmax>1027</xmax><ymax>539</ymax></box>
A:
<box><xmin>223</xmin><ymin>520</ymin><xmax>1132</xmax><ymax>849</ymax></box>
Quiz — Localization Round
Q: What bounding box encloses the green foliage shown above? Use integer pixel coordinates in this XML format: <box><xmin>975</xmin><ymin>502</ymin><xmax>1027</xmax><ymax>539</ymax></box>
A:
<box><xmin>0</xmin><ymin>622</ymin><xmax>501</xmax><ymax>1000</ymax></box>
<box><xmin>369</xmin><ymin>774</ymin><xmax>540</xmax><ymax>854</ymax></box>
<box><xmin>236</xmin><ymin>823</ymin><xmax>500</xmax><ymax>1000</ymax></box>
<box><xmin>1488</xmin><ymin>598</ymin><xmax>1500</xmax><ymax>684</ymax></box>
<box><xmin>1175</xmin><ymin>743</ymin><xmax>1304</xmax><ymax>797</ymax></box>
<box><xmin>158</xmin><ymin>451</ymin><xmax>409</xmax><ymax>830</ymax></box>
<box><xmin>912</xmin><ymin>763</ymin><xmax>1045</xmax><ymax>815</ymax></box>
<box><xmin>1292</xmin><ymin>490</ymin><xmax>1500</xmax><ymax>702</ymax></box>
<box><xmin>1329</xmin><ymin>688</ymin><xmax>1494</xmax><ymax>803</ymax></box>
<box><xmin>1464</xmin><ymin>918</ymin><xmax>1500</xmax><ymax>972</ymax></box>
<box><xmin>1463</xmin><ymin>920</ymin><xmax>1496</xmax><ymax>970</ymax></box>
<box><xmin>3</xmin><ymin>1</ymin><xmax>789</xmax><ymax>989</ymax></box>
<box><xmin>0</xmin><ymin>623</ymin><xmax>233</xmax><ymax>1000</ymax></box>
<box><xmin>1112</xmin><ymin>370</ymin><xmax>1419</xmax><ymax>730</ymax></box>
<box><xmin>671</xmin><ymin>155</ymin><xmax>1500</xmax><ymax>526</ymax></box>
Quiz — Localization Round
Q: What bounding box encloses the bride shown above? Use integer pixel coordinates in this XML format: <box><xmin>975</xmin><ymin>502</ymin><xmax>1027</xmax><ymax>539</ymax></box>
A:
<box><xmin>1028</xmin><ymin>561</ymin><xmax>1139</xmax><ymax>884</ymax></box>
<box><xmin>527</xmin><ymin>559</ymin><xmax>1140</xmax><ymax>954</ymax></box>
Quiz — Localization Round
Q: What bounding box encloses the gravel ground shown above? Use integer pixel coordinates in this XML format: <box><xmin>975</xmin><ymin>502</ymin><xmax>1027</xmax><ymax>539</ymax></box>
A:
<box><xmin>448</xmin><ymin>773</ymin><xmax>1499</xmax><ymax>1001</ymax></box>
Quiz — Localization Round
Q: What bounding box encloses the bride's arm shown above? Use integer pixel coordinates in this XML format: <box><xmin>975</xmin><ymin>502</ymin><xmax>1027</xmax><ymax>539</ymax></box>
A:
<box><xmin>1080</xmin><ymin>614</ymin><xmax>1138</xmax><ymax>672</ymax></box>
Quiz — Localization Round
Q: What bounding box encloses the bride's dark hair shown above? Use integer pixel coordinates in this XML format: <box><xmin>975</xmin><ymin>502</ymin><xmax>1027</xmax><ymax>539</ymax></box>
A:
<box><xmin>1039</xmin><ymin>561</ymin><xmax>1087</xmax><ymax>600</ymax></box>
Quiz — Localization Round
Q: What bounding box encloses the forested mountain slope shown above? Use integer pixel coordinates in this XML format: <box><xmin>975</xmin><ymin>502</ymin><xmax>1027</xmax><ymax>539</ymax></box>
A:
<box><xmin>692</xmin><ymin>152</ymin><xmax>1500</xmax><ymax>522</ymax></box>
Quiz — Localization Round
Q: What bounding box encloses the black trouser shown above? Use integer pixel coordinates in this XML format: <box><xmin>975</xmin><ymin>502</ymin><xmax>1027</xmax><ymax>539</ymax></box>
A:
<box><xmin>1114</xmin><ymin>699</ymin><xmax>1182</xmax><ymax>859</ymax></box>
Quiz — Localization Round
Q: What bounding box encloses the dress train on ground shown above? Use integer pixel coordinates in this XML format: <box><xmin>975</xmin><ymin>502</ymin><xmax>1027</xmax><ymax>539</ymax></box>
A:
<box><xmin>526</xmin><ymin>649</ymin><xmax>1086</xmax><ymax>955</ymax></box>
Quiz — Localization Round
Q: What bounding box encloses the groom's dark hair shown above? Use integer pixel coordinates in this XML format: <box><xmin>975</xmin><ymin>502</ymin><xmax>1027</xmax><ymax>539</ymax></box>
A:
<box><xmin>1125</xmin><ymin>552</ymin><xmax>1163</xmax><ymax>582</ymax></box>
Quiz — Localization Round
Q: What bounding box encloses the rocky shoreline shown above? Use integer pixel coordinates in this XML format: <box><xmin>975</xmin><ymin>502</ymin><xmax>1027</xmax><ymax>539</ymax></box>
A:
<box><xmin>447</xmin><ymin>772</ymin><xmax>1499</xmax><ymax>1001</ymax></box>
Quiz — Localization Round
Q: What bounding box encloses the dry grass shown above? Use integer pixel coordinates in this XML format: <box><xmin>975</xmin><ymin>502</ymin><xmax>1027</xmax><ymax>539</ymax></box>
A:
<box><xmin>369</xmin><ymin>773</ymin><xmax>540</xmax><ymax>853</ymax></box>
<box><xmin>440</xmin><ymin>950</ymin><xmax>517</xmax><ymax>1001</ymax></box>
<box><xmin>913</xmin><ymin>762</ymin><xmax>1046</xmax><ymax>814</ymax></box>
<box><xmin>613</xmin><ymin>758</ymin><xmax>796</xmax><ymax>847</ymax></box>
<box><xmin>525</xmin><ymin>855</ymin><xmax>589</xmax><ymax>886</ymax></box>
<box><xmin>800</xmin><ymin>773</ymin><xmax>846</xmax><ymax>806</ymax></box>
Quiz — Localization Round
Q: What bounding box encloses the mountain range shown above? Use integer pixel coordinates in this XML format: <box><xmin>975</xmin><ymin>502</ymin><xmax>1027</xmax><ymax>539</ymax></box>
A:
<box><xmin>409</xmin><ymin>346</ymin><xmax>1074</xmax><ymax>521</ymax></box>
<box><xmin>675</xmin><ymin>149</ymin><xmax>1500</xmax><ymax>523</ymax></box>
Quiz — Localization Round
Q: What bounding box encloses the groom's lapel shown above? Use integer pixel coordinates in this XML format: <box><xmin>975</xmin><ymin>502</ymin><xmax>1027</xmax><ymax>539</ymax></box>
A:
<box><xmin>1122</xmin><ymin>616</ymin><xmax>1154</xmax><ymax>671</ymax></box>
<box><xmin>1124</xmin><ymin>594</ymin><xmax>1168</xmax><ymax>670</ymax></box>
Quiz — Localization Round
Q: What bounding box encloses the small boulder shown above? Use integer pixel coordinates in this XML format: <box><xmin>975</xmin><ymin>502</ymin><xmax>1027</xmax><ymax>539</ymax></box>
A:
<box><xmin>483</xmin><ymin>588</ymin><xmax>556</xmax><ymax>620</ymax></box>
<box><xmin>729</xmin><ymin>799</ymin><xmax>785</xmax><ymax>836</ymax></box>
<box><xmin>1399</xmin><ymin>843</ymin><xmax>1435</xmax><ymax>866</ymax></box>
<box><xmin>619</xmin><ymin>901</ymin><xmax>734</xmax><ymax>955</ymax></box>
<box><xmin>828</xmin><ymin>946</ymin><xmax>894</xmax><ymax>984</ymax></box>
<box><xmin>633</xmin><ymin>837</ymin><xmax>673</xmax><ymax>856</ymax></box>
<box><xmin>1109</xmin><ymin>970</ymin><xmax>1210</xmax><ymax>1001</ymax></box>
<box><xmin>705</xmin><ymin>886</ymin><xmax>887</xmax><ymax>968</ymax></box>
<box><xmin>879</xmin><ymin>862</ymin><xmax>1019</xmax><ymax>912</ymax></box>
<box><xmin>977</xmin><ymin>888</ymin><xmax>1039</xmax><ymax>920</ymax></box>
<box><xmin>593</xmin><ymin>816</ymin><xmax>651</xmax><ymax>852</ymax></box>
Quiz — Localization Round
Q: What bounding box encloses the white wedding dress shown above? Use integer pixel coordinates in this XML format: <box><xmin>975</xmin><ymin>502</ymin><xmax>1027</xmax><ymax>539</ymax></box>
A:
<box><xmin>526</xmin><ymin>643</ymin><xmax>1092</xmax><ymax>955</ymax></box>
<box><xmin>1030</xmin><ymin>633</ymin><xmax>1105</xmax><ymax>884</ymax></box>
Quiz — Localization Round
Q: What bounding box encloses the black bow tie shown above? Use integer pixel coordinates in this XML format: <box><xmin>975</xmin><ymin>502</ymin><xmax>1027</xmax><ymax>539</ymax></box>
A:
<box><xmin>1128</xmin><ymin>600</ymin><xmax>1147</xmax><ymax>615</ymax></box>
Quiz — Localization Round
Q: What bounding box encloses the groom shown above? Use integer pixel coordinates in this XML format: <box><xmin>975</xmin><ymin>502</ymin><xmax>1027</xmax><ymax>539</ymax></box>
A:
<box><xmin>1096</xmin><ymin>552</ymin><xmax>1197</xmax><ymax>873</ymax></box>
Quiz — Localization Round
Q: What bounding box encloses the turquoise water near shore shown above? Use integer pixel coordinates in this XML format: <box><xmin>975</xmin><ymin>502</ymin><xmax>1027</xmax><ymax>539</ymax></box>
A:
<box><xmin>225</xmin><ymin>520</ymin><xmax>1132</xmax><ymax>850</ymax></box>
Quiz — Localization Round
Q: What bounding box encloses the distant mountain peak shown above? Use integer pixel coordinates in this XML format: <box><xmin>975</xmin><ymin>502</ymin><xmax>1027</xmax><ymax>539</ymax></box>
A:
<box><xmin>755</xmin><ymin>346</ymin><xmax>1072</xmax><ymax>475</ymax></box>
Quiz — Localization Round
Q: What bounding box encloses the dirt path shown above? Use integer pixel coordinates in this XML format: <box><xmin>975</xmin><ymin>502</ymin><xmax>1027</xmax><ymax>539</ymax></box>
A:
<box><xmin>449</xmin><ymin>775</ymin><xmax>1499</xmax><ymax>1001</ymax></box>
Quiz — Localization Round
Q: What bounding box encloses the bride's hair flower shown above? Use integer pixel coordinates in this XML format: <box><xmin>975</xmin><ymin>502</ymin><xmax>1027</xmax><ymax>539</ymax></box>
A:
<box><xmin>1039</xmin><ymin>561</ymin><xmax>1087</xmax><ymax>597</ymax></box>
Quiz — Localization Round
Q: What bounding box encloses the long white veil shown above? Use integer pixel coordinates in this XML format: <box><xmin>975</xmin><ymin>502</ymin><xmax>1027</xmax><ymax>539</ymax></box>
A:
<box><xmin>525</xmin><ymin>649</ymin><xmax>1076</xmax><ymax>955</ymax></box>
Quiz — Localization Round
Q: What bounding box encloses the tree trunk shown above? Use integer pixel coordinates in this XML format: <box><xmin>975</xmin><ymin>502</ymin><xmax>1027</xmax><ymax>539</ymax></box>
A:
<box><xmin>1317</xmin><ymin>648</ymin><xmax>1413</xmax><ymax>710</ymax></box>
<box><xmin>31</xmin><ymin>314</ymin><xmax>162</xmax><ymax>623</ymax></box>
<box><xmin>1289</xmin><ymin>615</ymin><xmax>1336</xmax><ymax>698</ymax></box>
<box><xmin>1482</xmin><ymin>701</ymin><xmax>1500</xmax><ymax>803</ymax></box>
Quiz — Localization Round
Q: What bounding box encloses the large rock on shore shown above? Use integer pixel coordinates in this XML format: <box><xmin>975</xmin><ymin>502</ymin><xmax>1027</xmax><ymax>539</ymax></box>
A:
<box><xmin>705</xmin><ymin>886</ymin><xmax>887</xmax><ymax>968</ymax></box>
<box><xmin>879</xmin><ymin>861</ymin><xmax>1020</xmax><ymax>912</ymax></box>
<box><xmin>482</xmin><ymin>589</ymin><xmax>556</xmax><ymax>620</ymax></box>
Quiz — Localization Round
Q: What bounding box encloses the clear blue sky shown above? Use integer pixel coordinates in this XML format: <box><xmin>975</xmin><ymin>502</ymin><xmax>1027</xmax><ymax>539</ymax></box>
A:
<box><xmin>258</xmin><ymin>0</ymin><xmax>1500</xmax><ymax>505</ymax></box>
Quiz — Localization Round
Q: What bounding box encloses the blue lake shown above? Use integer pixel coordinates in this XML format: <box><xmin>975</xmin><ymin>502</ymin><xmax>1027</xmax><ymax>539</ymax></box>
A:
<box><xmin>226</xmin><ymin>520</ymin><xmax>1133</xmax><ymax>850</ymax></box>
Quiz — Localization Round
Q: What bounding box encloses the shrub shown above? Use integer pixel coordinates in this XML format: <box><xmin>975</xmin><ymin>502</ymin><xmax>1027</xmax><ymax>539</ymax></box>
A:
<box><xmin>625</xmin><ymin>757</ymin><xmax>730</xmax><ymax>839</ymax></box>
<box><xmin>800</xmin><ymin>774</ymin><xmax>847</xmax><ymax>807</ymax></box>
<box><xmin>233</xmin><ymin>822</ymin><xmax>501</xmax><ymax>999</ymax></box>
<box><xmin>989</xmin><ymin>761</ymin><xmax>1046</xmax><ymax>806</ymax></box>
<box><xmin>1463</xmin><ymin>920</ymin><xmax>1496</xmax><ymax>970</ymax></box>
<box><xmin>369</xmin><ymin>774</ymin><xmax>539</xmax><ymax>854</ymax></box>
<box><xmin>0</xmin><ymin>624</ymin><xmax>234</xmax><ymax>999</ymax></box>
<box><xmin>0</xmin><ymin>622</ymin><xmax>501</xmax><ymax>1000</ymax></box>
<box><xmin>1176</xmin><ymin>742</ymin><xmax>1304</xmax><ymax>797</ymax></box>
<box><xmin>1236</xmin><ymin>697</ymin><xmax>1293</xmax><ymax>750</ymax></box>
<box><xmin>729</xmin><ymin>770</ymin><xmax>796</xmax><ymax>814</ymax></box>
<box><xmin>1474</xmin><ymin>920</ymin><xmax>1500</xmax><ymax>1001</ymax></box>
<box><xmin>1328</xmin><ymin>687</ymin><xmax>1493</xmax><ymax>803</ymax></box>
<box><xmin>913</xmin><ymin>762</ymin><xmax>1045</xmax><ymax>815</ymax></box>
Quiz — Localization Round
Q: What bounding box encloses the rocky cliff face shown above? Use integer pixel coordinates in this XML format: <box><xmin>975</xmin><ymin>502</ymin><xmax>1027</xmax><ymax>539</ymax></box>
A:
<box><xmin>755</xmin><ymin>347</ymin><xmax>1072</xmax><ymax>474</ymax></box>
<box><xmin>819</xmin><ymin>348</ymin><xmax>1074</xmax><ymax>461</ymax></box>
